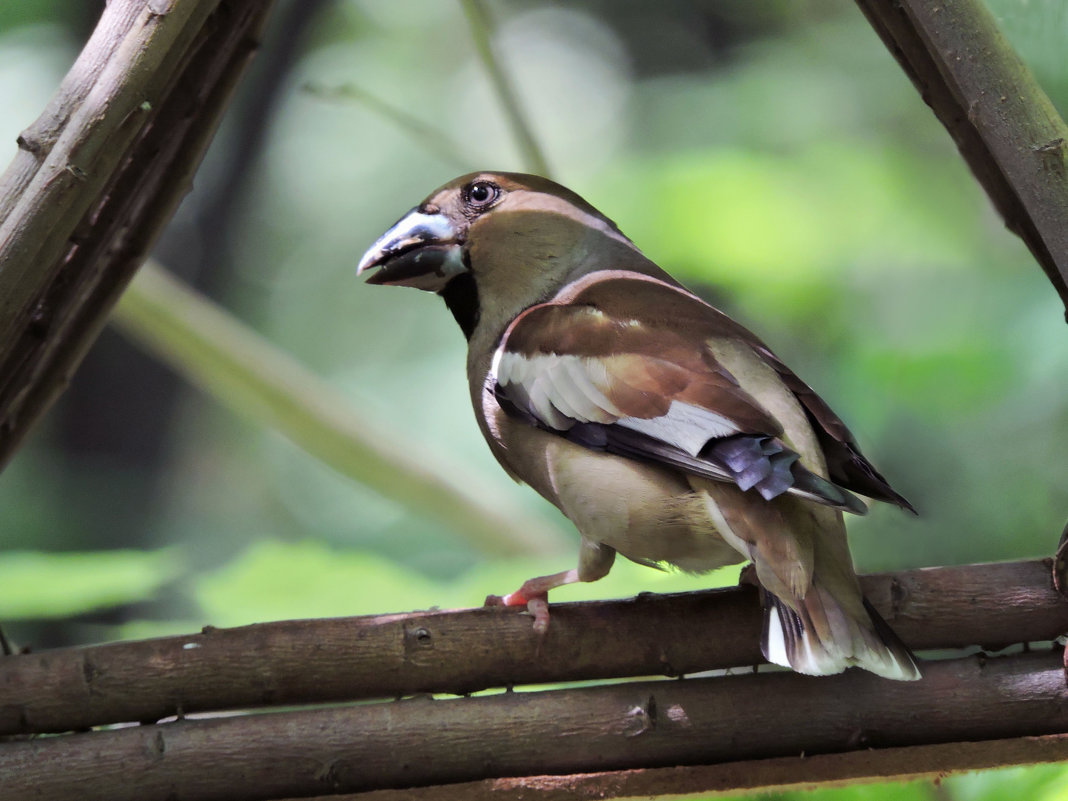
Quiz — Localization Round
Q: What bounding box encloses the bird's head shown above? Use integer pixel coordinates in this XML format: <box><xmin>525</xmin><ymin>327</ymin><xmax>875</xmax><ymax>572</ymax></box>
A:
<box><xmin>357</xmin><ymin>171</ymin><xmax>646</xmax><ymax>338</ymax></box>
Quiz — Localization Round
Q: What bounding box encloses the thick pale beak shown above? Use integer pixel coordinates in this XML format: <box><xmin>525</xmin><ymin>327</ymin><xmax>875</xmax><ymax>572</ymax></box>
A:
<box><xmin>357</xmin><ymin>209</ymin><xmax>466</xmax><ymax>291</ymax></box>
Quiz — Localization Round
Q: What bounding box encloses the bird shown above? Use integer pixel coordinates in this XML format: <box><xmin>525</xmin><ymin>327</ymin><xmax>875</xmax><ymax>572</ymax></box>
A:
<box><xmin>357</xmin><ymin>171</ymin><xmax>920</xmax><ymax>680</ymax></box>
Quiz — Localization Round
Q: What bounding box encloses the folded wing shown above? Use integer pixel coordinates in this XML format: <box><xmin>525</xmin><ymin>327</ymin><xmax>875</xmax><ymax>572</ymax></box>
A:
<box><xmin>492</xmin><ymin>288</ymin><xmax>868</xmax><ymax>514</ymax></box>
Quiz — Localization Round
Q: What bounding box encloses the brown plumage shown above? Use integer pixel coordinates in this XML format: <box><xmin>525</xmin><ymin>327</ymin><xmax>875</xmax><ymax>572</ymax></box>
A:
<box><xmin>358</xmin><ymin>171</ymin><xmax>920</xmax><ymax>680</ymax></box>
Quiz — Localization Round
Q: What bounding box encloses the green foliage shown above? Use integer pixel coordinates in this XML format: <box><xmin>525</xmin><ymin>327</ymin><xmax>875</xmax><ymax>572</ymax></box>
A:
<box><xmin>185</xmin><ymin>539</ymin><xmax>736</xmax><ymax>628</ymax></box>
<box><xmin>0</xmin><ymin>548</ymin><xmax>182</xmax><ymax>619</ymax></box>
<box><xmin>592</xmin><ymin>143</ymin><xmax>984</xmax><ymax>309</ymax></box>
<box><xmin>747</xmin><ymin>780</ymin><xmax>937</xmax><ymax>801</ymax></box>
<box><xmin>736</xmin><ymin>763</ymin><xmax>1068</xmax><ymax>801</ymax></box>
<box><xmin>0</xmin><ymin>0</ymin><xmax>71</xmax><ymax>32</ymax></box>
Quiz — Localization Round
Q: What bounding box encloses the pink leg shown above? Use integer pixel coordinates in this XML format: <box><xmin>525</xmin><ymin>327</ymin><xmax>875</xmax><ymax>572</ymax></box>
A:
<box><xmin>485</xmin><ymin>568</ymin><xmax>580</xmax><ymax>634</ymax></box>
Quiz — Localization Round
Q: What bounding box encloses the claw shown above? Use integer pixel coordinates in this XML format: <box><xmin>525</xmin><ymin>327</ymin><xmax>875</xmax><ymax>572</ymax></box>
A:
<box><xmin>527</xmin><ymin>596</ymin><xmax>550</xmax><ymax>634</ymax></box>
<box><xmin>484</xmin><ymin>590</ymin><xmax>551</xmax><ymax>633</ymax></box>
<box><xmin>484</xmin><ymin>568</ymin><xmax>581</xmax><ymax>635</ymax></box>
<box><xmin>484</xmin><ymin>592</ymin><xmax>529</xmax><ymax>608</ymax></box>
<box><xmin>502</xmin><ymin>591</ymin><xmax>531</xmax><ymax>607</ymax></box>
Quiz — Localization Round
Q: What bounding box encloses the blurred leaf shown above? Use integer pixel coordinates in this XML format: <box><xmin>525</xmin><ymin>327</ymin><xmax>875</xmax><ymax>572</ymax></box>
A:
<box><xmin>848</xmin><ymin>343</ymin><xmax>1014</xmax><ymax>421</ymax></box>
<box><xmin>592</xmin><ymin>142</ymin><xmax>982</xmax><ymax>314</ymax></box>
<box><xmin>751</xmin><ymin>780</ymin><xmax>936</xmax><ymax>801</ymax></box>
<box><xmin>115</xmin><ymin>619</ymin><xmax>206</xmax><ymax>642</ymax></box>
<box><xmin>194</xmin><ymin>541</ymin><xmax>439</xmax><ymax>624</ymax></box>
<box><xmin>733</xmin><ymin>766</ymin><xmax>1068</xmax><ymax>801</ymax></box>
<box><xmin>194</xmin><ymin>539</ymin><xmax>740</xmax><ymax>627</ymax></box>
<box><xmin>946</xmin><ymin>764</ymin><xmax>1066</xmax><ymax>801</ymax></box>
<box><xmin>0</xmin><ymin>1</ymin><xmax>70</xmax><ymax>31</ymax></box>
<box><xmin>0</xmin><ymin>549</ymin><xmax>182</xmax><ymax>619</ymax></box>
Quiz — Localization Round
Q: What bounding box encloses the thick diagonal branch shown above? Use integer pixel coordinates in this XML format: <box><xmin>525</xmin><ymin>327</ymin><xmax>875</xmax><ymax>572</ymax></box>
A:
<box><xmin>0</xmin><ymin>0</ymin><xmax>274</xmax><ymax>469</ymax></box>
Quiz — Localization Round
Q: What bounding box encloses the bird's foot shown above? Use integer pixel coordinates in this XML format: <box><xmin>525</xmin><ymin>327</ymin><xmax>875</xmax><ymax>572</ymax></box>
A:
<box><xmin>484</xmin><ymin>589</ymin><xmax>552</xmax><ymax>634</ymax></box>
<box><xmin>485</xmin><ymin>568</ymin><xmax>580</xmax><ymax>635</ymax></box>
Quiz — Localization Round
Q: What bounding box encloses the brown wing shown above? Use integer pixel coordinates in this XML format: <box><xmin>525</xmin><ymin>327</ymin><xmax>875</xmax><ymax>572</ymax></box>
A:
<box><xmin>493</xmin><ymin>280</ymin><xmax>867</xmax><ymax>513</ymax></box>
<box><xmin>566</xmin><ymin>273</ymin><xmax>915</xmax><ymax>512</ymax></box>
<box><xmin>497</xmin><ymin>301</ymin><xmax>781</xmax><ymax>440</ymax></box>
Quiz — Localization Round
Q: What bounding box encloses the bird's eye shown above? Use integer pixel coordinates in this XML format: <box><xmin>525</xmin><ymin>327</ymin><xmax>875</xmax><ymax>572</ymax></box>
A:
<box><xmin>465</xmin><ymin>180</ymin><xmax>500</xmax><ymax>209</ymax></box>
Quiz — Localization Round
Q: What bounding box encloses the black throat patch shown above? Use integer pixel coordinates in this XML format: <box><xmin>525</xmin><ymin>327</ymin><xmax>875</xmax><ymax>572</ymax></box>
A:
<box><xmin>440</xmin><ymin>272</ymin><xmax>480</xmax><ymax>340</ymax></box>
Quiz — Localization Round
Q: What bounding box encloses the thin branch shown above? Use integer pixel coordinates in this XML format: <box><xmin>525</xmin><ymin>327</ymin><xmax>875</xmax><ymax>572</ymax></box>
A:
<box><xmin>1</xmin><ymin>559</ymin><xmax>1063</xmax><ymax>736</ymax></box>
<box><xmin>2</xmin><ymin>650</ymin><xmax>1066</xmax><ymax>801</ymax></box>
<box><xmin>460</xmin><ymin>0</ymin><xmax>552</xmax><ymax>177</ymax></box>
<box><xmin>301</xmin><ymin>81</ymin><xmax>472</xmax><ymax>172</ymax></box>
<box><xmin>111</xmin><ymin>260</ymin><xmax>564</xmax><ymax>557</ymax></box>
<box><xmin>855</xmin><ymin>0</ymin><xmax>1068</xmax><ymax>317</ymax></box>
<box><xmin>0</xmin><ymin>0</ymin><xmax>276</xmax><ymax>470</ymax></box>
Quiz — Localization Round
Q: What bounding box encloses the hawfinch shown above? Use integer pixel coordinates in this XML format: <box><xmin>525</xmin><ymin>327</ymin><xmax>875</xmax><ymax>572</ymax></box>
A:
<box><xmin>358</xmin><ymin>172</ymin><xmax>920</xmax><ymax>680</ymax></box>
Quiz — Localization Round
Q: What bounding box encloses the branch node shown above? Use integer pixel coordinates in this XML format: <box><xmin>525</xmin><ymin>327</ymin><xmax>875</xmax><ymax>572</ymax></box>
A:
<box><xmin>846</xmin><ymin>728</ymin><xmax>871</xmax><ymax>749</ymax></box>
<box><xmin>1033</xmin><ymin>137</ymin><xmax>1065</xmax><ymax>154</ymax></box>
<box><xmin>28</xmin><ymin>304</ymin><xmax>52</xmax><ymax>339</ymax></box>
<box><xmin>15</xmin><ymin>133</ymin><xmax>43</xmax><ymax>155</ymax></box>
<box><xmin>64</xmin><ymin>163</ymin><xmax>88</xmax><ymax>182</ymax></box>
<box><xmin>889</xmin><ymin>576</ymin><xmax>908</xmax><ymax>617</ymax></box>
<box><xmin>623</xmin><ymin>695</ymin><xmax>657</xmax><ymax>737</ymax></box>
<box><xmin>313</xmin><ymin>760</ymin><xmax>341</xmax><ymax>788</ymax></box>
<box><xmin>147</xmin><ymin>0</ymin><xmax>179</xmax><ymax>17</ymax></box>
<box><xmin>81</xmin><ymin>655</ymin><xmax>100</xmax><ymax>692</ymax></box>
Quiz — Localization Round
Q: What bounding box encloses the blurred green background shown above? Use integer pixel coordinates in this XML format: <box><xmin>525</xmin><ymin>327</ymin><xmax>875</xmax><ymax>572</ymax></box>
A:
<box><xmin>1</xmin><ymin>0</ymin><xmax>1066</xmax><ymax>797</ymax></box>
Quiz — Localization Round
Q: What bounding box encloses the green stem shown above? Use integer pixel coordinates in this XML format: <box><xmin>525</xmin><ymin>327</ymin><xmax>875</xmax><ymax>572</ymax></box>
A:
<box><xmin>460</xmin><ymin>0</ymin><xmax>552</xmax><ymax>177</ymax></box>
<box><xmin>111</xmin><ymin>260</ymin><xmax>565</xmax><ymax>558</ymax></box>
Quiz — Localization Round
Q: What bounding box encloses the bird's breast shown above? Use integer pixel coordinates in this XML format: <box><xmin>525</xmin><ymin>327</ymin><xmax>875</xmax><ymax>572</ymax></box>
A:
<box><xmin>478</xmin><ymin>388</ymin><xmax>745</xmax><ymax>573</ymax></box>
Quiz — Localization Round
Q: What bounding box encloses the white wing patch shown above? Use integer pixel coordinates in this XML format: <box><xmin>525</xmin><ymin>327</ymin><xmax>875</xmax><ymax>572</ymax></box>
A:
<box><xmin>616</xmin><ymin>401</ymin><xmax>738</xmax><ymax>456</ymax></box>
<box><xmin>495</xmin><ymin>350</ymin><xmax>623</xmax><ymax>429</ymax></box>
<box><xmin>764</xmin><ymin>610</ymin><xmax>790</xmax><ymax>669</ymax></box>
<box><xmin>494</xmin><ymin>346</ymin><xmax>740</xmax><ymax>457</ymax></box>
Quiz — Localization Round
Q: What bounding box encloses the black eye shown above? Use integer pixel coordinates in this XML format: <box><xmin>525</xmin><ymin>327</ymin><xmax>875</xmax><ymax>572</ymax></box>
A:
<box><xmin>465</xmin><ymin>180</ymin><xmax>500</xmax><ymax>208</ymax></box>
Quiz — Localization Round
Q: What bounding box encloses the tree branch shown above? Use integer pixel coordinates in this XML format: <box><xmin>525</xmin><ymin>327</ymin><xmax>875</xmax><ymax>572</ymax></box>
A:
<box><xmin>2</xmin><ymin>649</ymin><xmax>1066</xmax><ymax>801</ymax></box>
<box><xmin>0</xmin><ymin>0</ymin><xmax>275</xmax><ymax>470</ymax></box>
<box><xmin>854</xmin><ymin>0</ymin><xmax>1068</xmax><ymax>316</ymax></box>
<box><xmin>0</xmin><ymin>559</ymin><xmax>1064</xmax><ymax>738</ymax></box>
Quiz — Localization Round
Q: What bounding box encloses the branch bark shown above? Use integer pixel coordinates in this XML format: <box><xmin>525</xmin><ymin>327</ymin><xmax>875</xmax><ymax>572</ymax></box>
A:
<box><xmin>0</xmin><ymin>0</ymin><xmax>274</xmax><ymax>469</ymax></box>
<box><xmin>301</xmin><ymin>735</ymin><xmax>1068</xmax><ymax>801</ymax></box>
<box><xmin>854</xmin><ymin>0</ymin><xmax>1068</xmax><ymax>316</ymax></box>
<box><xmin>1</xmin><ymin>650</ymin><xmax>1066</xmax><ymax>801</ymax></box>
<box><xmin>0</xmin><ymin>560</ymin><xmax>1064</xmax><ymax>737</ymax></box>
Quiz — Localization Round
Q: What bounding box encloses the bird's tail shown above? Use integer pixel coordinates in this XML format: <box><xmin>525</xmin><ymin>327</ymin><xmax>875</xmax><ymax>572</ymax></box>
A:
<box><xmin>761</xmin><ymin>585</ymin><xmax>920</xmax><ymax>681</ymax></box>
